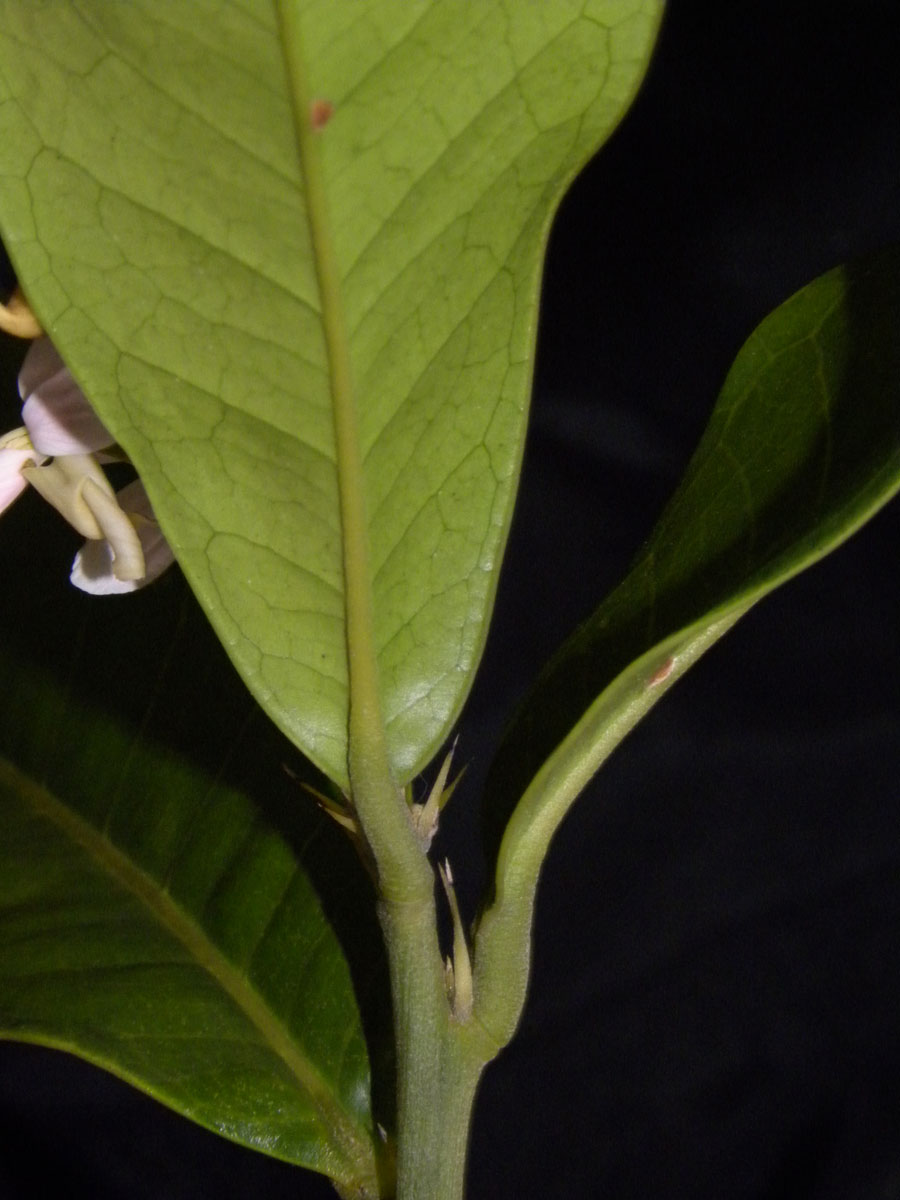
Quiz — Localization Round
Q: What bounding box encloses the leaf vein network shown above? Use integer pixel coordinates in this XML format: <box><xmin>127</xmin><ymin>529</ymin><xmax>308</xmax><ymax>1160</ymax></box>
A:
<box><xmin>73</xmin><ymin>0</ymin><xmax>299</xmax><ymax>185</ymax></box>
<box><xmin>26</xmin><ymin>151</ymin><xmax>322</xmax><ymax>324</ymax></box>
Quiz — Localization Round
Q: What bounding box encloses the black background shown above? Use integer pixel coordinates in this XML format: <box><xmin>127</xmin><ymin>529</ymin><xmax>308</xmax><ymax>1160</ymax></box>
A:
<box><xmin>3</xmin><ymin>2</ymin><xmax>900</xmax><ymax>1197</ymax></box>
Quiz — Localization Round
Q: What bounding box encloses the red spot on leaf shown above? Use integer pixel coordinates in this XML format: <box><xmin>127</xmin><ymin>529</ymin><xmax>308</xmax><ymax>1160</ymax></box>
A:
<box><xmin>310</xmin><ymin>99</ymin><xmax>334</xmax><ymax>130</ymax></box>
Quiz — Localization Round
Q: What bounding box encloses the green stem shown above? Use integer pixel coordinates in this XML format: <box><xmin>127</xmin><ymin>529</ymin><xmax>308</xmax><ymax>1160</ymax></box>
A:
<box><xmin>380</xmin><ymin>894</ymin><xmax>489</xmax><ymax>1200</ymax></box>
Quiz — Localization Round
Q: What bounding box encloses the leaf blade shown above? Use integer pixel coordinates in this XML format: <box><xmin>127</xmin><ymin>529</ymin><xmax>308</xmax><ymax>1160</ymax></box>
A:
<box><xmin>0</xmin><ymin>0</ymin><xmax>665</xmax><ymax>785</ymax></box>
<box><xmin>0</xmin><ymin>649</ymin><xmax>382</xmax><ymax>1194</ymax></box>
<box><xmin>0</xmin><ymin>415</ymin><xmax>386</xmax><ymax>1195</ymax></box>
<box><xmin>483</xmin><ymin>245</ymin><xmax>900</xmax><ymax>896</ymax></box>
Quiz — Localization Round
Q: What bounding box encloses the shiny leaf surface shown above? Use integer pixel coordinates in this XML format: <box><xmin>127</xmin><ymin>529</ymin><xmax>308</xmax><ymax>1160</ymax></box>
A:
<box><xmin>0</xmin><ymin>352</ymin><xmax>388</xmax><ymax>1193</ymax></box>
<box><xmin>484</xmin><ymin>246</ymin><xmax>900</xmax><ymax>870</ymax></box>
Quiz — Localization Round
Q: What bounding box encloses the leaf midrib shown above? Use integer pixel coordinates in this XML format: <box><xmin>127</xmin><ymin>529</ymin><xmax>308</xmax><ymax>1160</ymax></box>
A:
<box><xmin>274</xmin><ymin>5</ymin><xmax>433</xmax><ymax>900</ymax></box>
<box><xmin>274</xmin><ymin>2</ymin><xmax>386</xmax><ymax>783</ymax></box>
<box><xmin>0</xmin><ymin>754</ymin><xmax>374</xmax><ymax>1188</ymax></box>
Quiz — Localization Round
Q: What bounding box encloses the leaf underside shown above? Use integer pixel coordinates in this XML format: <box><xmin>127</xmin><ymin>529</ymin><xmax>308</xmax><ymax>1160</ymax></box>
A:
<box><xmin>0</xmin><ymin>0</ymin><xmax>664</xmax><ymax>787</ymax></box>
<box><xmin>485</xmin><ymin>245</ymin><xmax>900</xmax><ymax>860</ymax></box>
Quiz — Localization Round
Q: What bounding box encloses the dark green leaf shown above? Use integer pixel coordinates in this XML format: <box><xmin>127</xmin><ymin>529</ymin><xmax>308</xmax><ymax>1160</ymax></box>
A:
<box><xmin>484</xmin><ymin>246</ymin><xmax>900</xmax><ymax>868</ymax></box>
<box><xmin>0</xmin><ymin>356</ymin><xmax>389</xmax><ymax>1192</ymax></box>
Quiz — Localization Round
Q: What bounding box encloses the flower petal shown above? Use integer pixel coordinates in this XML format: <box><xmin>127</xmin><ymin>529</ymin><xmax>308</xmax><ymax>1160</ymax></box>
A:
<box><xmin>70</xmin><ymin>539</ymin><xmax>138</xmax><ymax>595</ymax></box>
<box><xmin>1</xmin><ymin>427</ymin><xmax>49</xmax><ymax>514</ymax></box>
<box><xmin>19</xmin><ymin>337</ymin><xmax>114</xmax><ymax>456</ymax></box>
<box><xmin>21</xmin><ymin>454</ymin><xmax>113</xmax><ymax>540</ymax></box>
<box><xmin>17</xmin><ymin>336</ymin><xmax>66</xmax><ymax>400</ymax></box>
<box><xmin>116</xmin><ymin>480</ymin><xmax>175</xmax><ymax>582</ymax></box>
<box><xmin>0</xmin><ymin>446</ymin><xmax>32</xmax><ymax>514</ymax></box>
<box><xmin>0</xmin><ymin>286</ymin><xmax>42</xmax><ymax>339</ymax></box>
<box><xmin>70</xmin><ymin>480</ymin><xmax>175</xmax><ymax>595</ymax></box>
<box><xmin>80</xmin><ymin>477</ymin><xmax>145</xmax><ymax>581</ymax></box>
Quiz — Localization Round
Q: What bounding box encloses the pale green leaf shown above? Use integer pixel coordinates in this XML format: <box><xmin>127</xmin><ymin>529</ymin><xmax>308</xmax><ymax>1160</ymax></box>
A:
<box><xmin>0</xmin><ymin>0</ymin><xmax>664</xmax><ymax>787</ymax></box>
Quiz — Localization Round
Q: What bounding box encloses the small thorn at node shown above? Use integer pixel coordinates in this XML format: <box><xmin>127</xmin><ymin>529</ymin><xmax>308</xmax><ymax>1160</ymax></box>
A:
<box><xmin>438</xmin><ymin>859</ymin><xmax>473</xmax><ymax>1022</ymax></box>
<box><xmin>410</xmin><ymin>738</ymin><xmax>459</xmax><ymax>851</ymax></box>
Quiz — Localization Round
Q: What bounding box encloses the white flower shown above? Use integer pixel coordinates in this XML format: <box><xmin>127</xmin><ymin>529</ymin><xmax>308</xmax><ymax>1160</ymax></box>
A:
<box><xmin>18</xmin><ymin>335</ymin><xmax>115</xmax><ymax>457</ymax></box>
<box><xmin>1</xmin><ymin>336</ymin><xmax>174</xmax><ymax>594</ymax></box>
<box><xmin>0</xmin><ymin>426</ymin><xmax>43</xmax><ymax>512</ymax></box>
<box><xmin>71</xmin><ymin>479</ymin><xmax>174</xmax><ymax>595</ymax></box>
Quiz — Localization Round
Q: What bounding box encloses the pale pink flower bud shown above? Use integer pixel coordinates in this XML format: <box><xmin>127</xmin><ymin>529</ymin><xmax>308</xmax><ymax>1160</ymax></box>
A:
<box><xmin>0</xmin><ymin>446</ymin><xmax>32</xmax><ymax>513</ymax></box>
<box><xmin>19</xmin><ymin>336</ymin><xmax>114</xmax><ymax>456</ymax></box>
<box><xmin>0</xmin><ymin>427</ymin><xmax>45</xmax><ymax>515</ymax></box>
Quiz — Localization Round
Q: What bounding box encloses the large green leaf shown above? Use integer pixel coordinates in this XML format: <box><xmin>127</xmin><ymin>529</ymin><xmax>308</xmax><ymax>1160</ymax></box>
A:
<box><xmin>0</xmin><ymin>332</ymin><xmax>390</xmax><ymax>1194</ymax></box>
<box><xmin>0</xmin><ymin>655</ymin><xmax>387</xmax><ymax>1195</ymax></box>
<box><xmin>0</xmin><ymin>0</ymin><xmax>664</xmax><ymax>787</ymax></box>
<box><xmin>481</xmin><ymin>246</ymin><xmax>900</xmax><ymax>904</ymax></box>
<box><xmin>0</xmin><ymin>705</ymin><xmax>379</xmax><ymax>1198</ymax></box>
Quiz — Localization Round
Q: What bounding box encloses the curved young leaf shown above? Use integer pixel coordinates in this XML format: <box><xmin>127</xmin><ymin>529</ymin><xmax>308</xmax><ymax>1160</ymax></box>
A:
<box><xmin>475</xmin><ymin>246</ymin><xmax>900</xmax><ymax>1043</ymax></box>
<box><xmin>0</xmin><ymin>0</ymin><xmax>664</xmax><ymax>787</ymax></box>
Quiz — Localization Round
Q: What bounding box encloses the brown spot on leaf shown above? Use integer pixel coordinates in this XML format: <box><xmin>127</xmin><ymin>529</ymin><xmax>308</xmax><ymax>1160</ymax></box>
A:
<box><xmin>648</xmin><ymin>657</ymin><xmax>674</xmax><ymax>686</ymax></box>
<box><xmin>310</xmin><ymin>99</ymin><xmax>334</xmax><ymax>131</ymax></box>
